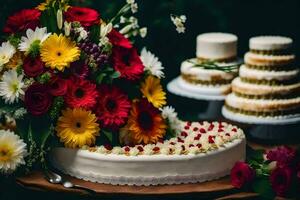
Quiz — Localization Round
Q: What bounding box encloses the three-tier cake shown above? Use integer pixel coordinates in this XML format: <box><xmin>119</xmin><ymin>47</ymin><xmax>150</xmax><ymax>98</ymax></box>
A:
<box><xmin>223</xmin><ymin>36</ymin><xmax>300</xmax><ymax>122</ymax></box>
<box><xmin>178</xmin><ymin>32</ymin><xmax>240</xmax><ymax>96</ymax></box>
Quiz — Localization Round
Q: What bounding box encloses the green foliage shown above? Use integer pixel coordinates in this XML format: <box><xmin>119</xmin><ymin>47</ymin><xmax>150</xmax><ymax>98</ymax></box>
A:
<box><xmin>40</xmin><ymin>5</ymin><xmax>59</xmax><ymax>34</ymax></box>
<box><xmin>92</xmin><ymin>66</ymin><xmax>121</xmax><ymax>85</ymax></box>
<box><xmin>28</xmin><ymin>40</ymin><xmax>41</xmax><ymax>58</ymax></box>
<box><xmin>37</xmin><ymin>72</ymin><xmax>51</xmax><ymax>84</ymax></box>
<box><xmin>252</xmin><ymin>177</ymin><xmax>275</xmax><ymax>200</ymax></box>
<box><xmin>90</xmin><ymin>25</ymin><xmax>100</xmax><ymax>44</ymax></box>
<box><xmin>49</xmin><ymin>96</ymin><xmax>64</xmax><ymax>121</ymax></box>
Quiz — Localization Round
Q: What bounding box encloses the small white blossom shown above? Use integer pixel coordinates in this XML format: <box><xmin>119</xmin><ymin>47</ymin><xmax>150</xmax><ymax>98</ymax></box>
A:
<box><xmin>139</xmin><ymin>27</ymin><xmax>147</xmax><ymax>38</ymax></box>
<box><xmin>0</xmin><ymin>42</ymin><xmax>16</xmax><ymax>68</ymax></box>
<box><xmin>126</xmin><ymin>0</ymin><xmax>135</xmax><ymax>4</ymax></box>
<box><xmin>170</xmin><ymin>14</ymin><xmax>187</xmax><ymax>34</ymax></box>
<box><xmin>64</xmin><ymin>22</ymin><xmax>71</xmax><ymax>36</ymax></box>
<box><xmin>140</xmin><ymin>48</ymin><xmax>164</xmax><ymax>78</ymax></box>
<box><xmin>100</xmin><ymin>23</ymin><xmax>113</xmax><ymax>38</ymax></box>
<box><xmin>160</xmin><ymin>106</ymin><xmax>182</xmax><ymax>135</ymax></box>
<box><xmin>131</xmin><ymin>3</ymin><xmax>138</xmax><ymax>13</ymax></box>
<box><xmin>75</xmin><ymin>27</ymin><xmax>88</xmax><ymax>42</ymax></box>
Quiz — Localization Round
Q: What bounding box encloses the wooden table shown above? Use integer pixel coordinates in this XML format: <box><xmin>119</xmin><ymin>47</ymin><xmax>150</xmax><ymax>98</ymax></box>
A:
<box><xmin>16</xmin><ymin>171</ymin><xmax>258</xmax><ymax>199</ymax></box>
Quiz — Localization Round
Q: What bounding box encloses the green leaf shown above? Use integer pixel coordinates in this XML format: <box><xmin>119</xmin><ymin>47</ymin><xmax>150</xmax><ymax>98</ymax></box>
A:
<box><xmin>252</xmin><ymin>177</ymin><xmax>275</xmax><ymax>199</ymax></box>
<box><xmin>90</xmin><ymin>25</ymin><xmax>100</xmax><ymax>43</ymax></box>
<box><xmin>110</xmin><ymin>71</ymin><xmax>121</xmax><ymax>79</ymax></box>
<box><xmin>102</xmin><ymin>130</ymin><xmax>113</xmax><ymax>144</ymax></box>
<box><xmin>40</xmin><ymin>7</ymin><xmax>59</xmax><ymax>34</ymax></box>
<box><xmin>95</xmin><ymin>73</ymin><xmax>107</xmax><ymax>84</ymax></box>
<box><xmin>246</xmin><ymin>145</ymin><xmax>264</xmax><ymax>162</ymax></box>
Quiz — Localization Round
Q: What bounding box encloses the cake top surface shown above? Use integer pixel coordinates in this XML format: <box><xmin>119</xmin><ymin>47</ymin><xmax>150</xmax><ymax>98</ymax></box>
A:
<box><xmin>83</xmin><ymin>121</ymin><xmax>244</xmax><ymax>156</ymax></box>
<box><xmin>249</xmin><ymin>36</ymin><xmax>293</xmax><ymax>50</ymax></box>
<box><xmin>197</xmin><ymin>32</ymin><xmax>237</xmax><ymax>43</ymax></box>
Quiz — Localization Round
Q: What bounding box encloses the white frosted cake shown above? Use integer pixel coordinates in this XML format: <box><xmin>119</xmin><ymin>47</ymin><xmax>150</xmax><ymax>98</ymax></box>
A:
<box><xmin>179</xmin><ymin>33</ymin><xmax>240</xmax><ymax>96</ymax></box>
<box><xmin>51</xmin><ymin>121</ymin><xmax>246</xmax><ymax>186</ymax></box>
<box><xmin>224</xmin><ymin>36</ymin><xmax>300</xmax><ymax>120</ymax></box>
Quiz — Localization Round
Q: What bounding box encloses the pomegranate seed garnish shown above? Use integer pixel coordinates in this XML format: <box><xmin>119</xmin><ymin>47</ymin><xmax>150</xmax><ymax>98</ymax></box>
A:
<box><xmin>187</xmin><ymin>121</ymin><xmax>192</xmax><ymax>126</ymax></box>
<box><xmin>177</xmin><ymin>137</ymin><xmax>184</xmax><ymax>143</ymax></box>
<box><xmin>218</xmin><ymin>129</ymin><xmax>224</xmax><ymax>132</ymax></box>
<box><xmin>181</xmin><ymin>131</ymin><xmax>188</xmax><ymax>137</ymax></box>
<box><xmin>170</xmin><ymin>142</ymin><xmax>175</xmax><ymax>145</ymax></box>
<box><xmin>124</xmin><ymin>146</ymin><xmax>130</xmax><ymax>152</ymax></box>
<box><xmin>232</xmin><ymin>128</ymin><xmax>237</xmax><ymax>132</ymax></box>
<box><xmin>193</xmin><ymin>127</ymin><xmax>199</xmax><ymax>131</ymax></box>
<box><xmin>181</xmin><ymin>145</ymin><xmax>186</xmax><ymax>151</ymax></box>
<box><xmin>189</xmin><ymin>144</ymin><xmax>194</xmax><ymax>147</ymax></box>
<box><xmin>104</xmin><ymin>144</ymin><xmax>113</xmax><ymax>150</ymax></box>
<box><xmin>153</xmin><ymin>147</ymin><xmax>160</xmax><ymax>151</ymax></box>
<box><xmin>199</xmin><ymin>128</ymin><xmax>206</xmax><ymax>133</ymax></box>
<box><xmin>199</xmin><ymin>121</ymin><xmax>204</xmax><ymax>125</ymax></box>
<box><xmin>184</xmin><ymin>126</ymin><xmax>190</xmax><ymax>130</ymax></box>
<box><xmin>208</xmin><ymin>124</ymin><xmax>214</xmax><ymax>131</ymax></box>
<box><xmin>137</xmin><ymin>146</ymin><xmax>144</xmax><ymax>152</ymax></box>
<box><xmin>197</xmin><ymin>144</ymin><xmax>202</xmax><ymax>148</ymax></box>
<box><xmin>226</xmin><ymin>133</ymin><xmax>230</xmax><ymax>136</ymax></box>
<box><xmin>208</xmin><ymin>135</ymin><xmax>215</xmax><ymax>143</ymax></box>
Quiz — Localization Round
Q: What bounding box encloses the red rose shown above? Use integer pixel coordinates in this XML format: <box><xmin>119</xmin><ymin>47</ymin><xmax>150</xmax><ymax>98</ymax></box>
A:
<box><xmin>3</xmin><ymin>9</ymin><xmax>41</xmax><ymax>34</ymax></box>
<box><xmin>270</xmin><ymin>166</ymin><xmax>293</xmax><ymax>197</ymax></box>
<box><xmin>25</xmin><ymin>83</ymin><xmax>52</xmax><ymax>116</ymax></box>
<box><xmin>108</xmin><ymin>29</ymin><xmax>133</xmax><ymax>49</ymax></box>
<box><xmin>23</xmin><ymin>56</ymin><xmax>44</xmax><ymax>77</ymax></box>
<box><xmin>266</xmin><ymin>146</ymin><xmax>296</xmax><ymax>167</ymax></box>
<box><xmin>231</xmin><ymin>161</ymin><xmax>255</xmax><ymax>189</ymax></box>
<box><xmin>112</xmin><ymin>47</ymin><xmax>144</xmax><ymax>81</ymax></box>
<box><xmin>65</xmin><ymin>7</ymin><xmax>100</xmax><ymax>27</ymax></box>
<box><xmin>49</xmin><ymin>77</ymin><xmax>68</xmax><ymax>96</ymax></box>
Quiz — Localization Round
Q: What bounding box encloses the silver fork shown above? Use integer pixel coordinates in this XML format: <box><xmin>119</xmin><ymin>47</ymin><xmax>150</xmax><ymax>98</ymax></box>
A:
<box><xmin>44</xmin><ymin>170</ymin><xmax>96</xmax><ymax>195</ymax></box>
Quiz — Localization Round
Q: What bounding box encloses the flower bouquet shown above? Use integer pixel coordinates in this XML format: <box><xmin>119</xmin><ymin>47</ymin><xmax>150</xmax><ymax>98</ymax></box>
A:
<box><xmin>0</xmin><ymin>0</ymin><xmax>181</xmax><ymax>175</ymax></box>
<box><xmin>231</xmin><ymin>146</ymin><xmax>300</xmax><ymax>199</ymax></box>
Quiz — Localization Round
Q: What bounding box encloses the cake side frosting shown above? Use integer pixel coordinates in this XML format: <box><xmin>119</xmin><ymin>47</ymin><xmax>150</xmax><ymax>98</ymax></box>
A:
<box><xmin>245</xmin><ymin>52</ymin><xmax>295</xmax><ymax>67</ymax></box>
<box><xmin>50</xmin><ymin>121</ymin><xmax>246</xmax><ymax>186</ymax></box>
<box><xmin>196</xmin><ymin>33</ymin><xmax>237</xmax><ymax>60</ymax></box>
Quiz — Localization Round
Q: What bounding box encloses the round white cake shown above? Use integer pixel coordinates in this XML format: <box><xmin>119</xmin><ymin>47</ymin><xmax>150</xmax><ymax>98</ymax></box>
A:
<box><xmin>196</xmin><ymin>32</ymin><xmax>237</xmax><ymax>60</ymax></box>
<box><xmin>51</xmin><ymin>121</ymin><xmax>246</xmax><ymax>186</ymax></box>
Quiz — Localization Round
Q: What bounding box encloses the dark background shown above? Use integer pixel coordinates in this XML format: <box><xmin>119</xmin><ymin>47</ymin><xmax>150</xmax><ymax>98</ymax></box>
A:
<box><xmin>0</xmin><ymin>0</ymin><xmax>299</xmax><ymax>199</ymax></box>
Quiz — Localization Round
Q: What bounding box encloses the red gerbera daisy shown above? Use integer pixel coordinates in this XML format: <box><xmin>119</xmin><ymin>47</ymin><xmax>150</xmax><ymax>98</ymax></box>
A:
<box><xmin>108</xmin><ymin>29</ymin><xmax>132</xmax><ymax>49</ymax></box>
<box><xmin>3</xmin><ymin>9</ymin><xmax>41</xmax><ymax>34</ymax></box>
<box><xmin>65</xmin><ymin>7</ymin><xmax>100</xmax><ymax>27</ymax></box>
<box><xmin>112</xmin><ymin>47</ymin><xmax>144</xmax><ymax>81</ymax></box>
<box><xmin>95</xmin><ymin>85</ymin><xmax>131</xmax><ymax>129</ymax></box>
<box><xmin>64</xmin><ymin>77</ymin><xmax>98</xmax><ymax>109</ymax></box>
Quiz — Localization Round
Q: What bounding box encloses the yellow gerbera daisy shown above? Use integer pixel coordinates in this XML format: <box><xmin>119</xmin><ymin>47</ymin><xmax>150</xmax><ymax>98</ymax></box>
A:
<box><xmin>37</xmin><ymin>0</ymin><xmax>70</xmax><ymax>11</ymax></box>
<box><xmin>40</xmin><ymin>34</ymin><xmax>80</xmax><ymax>71</ymax></box>
<box><xmin>126</xmin><ymin>99</ymin><xmax>167</xmax><ymax>144</ymax></box>
<box><xmin>140</xmin><ymin>75</ymin><xmax>166</xmax><ymax>108</ymax></box>
<box><xmin>56</xmin><ymin>108</ymin><xmax>100</xmax><ymax>148</ymax></box>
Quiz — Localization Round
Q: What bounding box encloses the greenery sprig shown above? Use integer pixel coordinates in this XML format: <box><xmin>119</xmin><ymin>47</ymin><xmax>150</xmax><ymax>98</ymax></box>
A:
<box><xmin>188</xmin><ymin>59</ymin><xmax>242</xmax><ymax>73</ymax></box>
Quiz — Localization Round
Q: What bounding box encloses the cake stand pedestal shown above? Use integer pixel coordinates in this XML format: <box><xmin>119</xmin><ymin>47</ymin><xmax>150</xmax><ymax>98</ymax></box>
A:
<box><xmin>167</xmin><ymin>77</ymin><xmax>226</xmax><ymax>121</ymax></box>
<box><xmin>222</xmin><ymin>107</ymin><xmax>300</xmax><ymax>143</ymax></box>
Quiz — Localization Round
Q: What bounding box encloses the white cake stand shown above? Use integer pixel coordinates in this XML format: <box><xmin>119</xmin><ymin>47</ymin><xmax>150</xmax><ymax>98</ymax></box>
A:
<box><xmin>222</xmin><ymin>106</ymin><xmax>300</xmax><ymax>142</ymax></box>
<box><xmin>167</xmin><ymin>77</ymin><xmax>228</xmax><ymax>120</ymax></box>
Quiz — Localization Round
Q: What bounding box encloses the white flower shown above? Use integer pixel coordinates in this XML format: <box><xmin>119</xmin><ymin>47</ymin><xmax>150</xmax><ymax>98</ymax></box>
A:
<box><xmin>100</xmin><ymin>23</ymin><xmax>113</xmax><ymax>38</ymax></box>
<box><xmin>18</xmin><ymin>27</ymin><xmax>51</xmax><ymax>53</ymax></box>
<box><xmin>0</xmin><ymin>69</ymin><xmax>25</xmax><ymax>104</ymax></box>
<box><xmin>74</xmin><ymin>27</ymin><xmax>88</xmax><ymax>42</ymax></box>
<box><xmin>0</xmin><ymin>42</ymin><xmax>16</xmax><ymax>68</ymax></box>
<box><xmin>0</xmin><ymin>130</ymin><xmax>27</xmax><ymax>174</ymax></box>
<box><xmin>139</xmin><ymin>27</ymin><xmax>147</xmax><ymax>38</ymax></box>
<box><xmin>160</xmin><ymin>106</ymin><xmax>182</xmax><ymax>134</ymax></box>
<box><xmin>170</xmin><ymin>14</ymin><xmax>187</xmax><ymax>34</ymax></box>
<box><xmin>64</xmin><ymin>21</ymin><xmax>72</xmax><ymax>36</ymax></box>
<box><xmin>140</xmin><ymin>48</ymin><xmax>164</xmax><ymax>78</ymax></box>
<box><xmin>126</xmin><ymin>0</ymin><xmax>135</xmax><ymax>4</ymax></box>
<box><xmin>131</xmin><ymin>3</ymin><xmax>138</xmax><ymax>13</ymax></box>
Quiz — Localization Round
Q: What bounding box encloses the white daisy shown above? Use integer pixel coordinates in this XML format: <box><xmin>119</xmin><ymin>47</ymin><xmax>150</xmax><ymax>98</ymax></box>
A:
<box><xmin>160</xmin><ymin>106</ymin><xmax>182</xmax><ymax>134</ymax></box>
<box><xmin>0</xmin><ymin>41</ymin><xmax>16</xmax><ymax>68</ymax></box>
<box><xmin>18</xmin><ymin>27</ymin><xmax>51</xmax><ymax>53</ymax></box>
<box><xmin>140</xmin><ymin>48</ymin><xmax>164</xmax><ymax>78</ymax></box>
<box><xmin>0</xmin><ymin>69</ymin><xmax>25</xmax><ymax>104</ymax></box>
<box><xmin>0</xmin><ymin>130</ymin><xmax>27</xmax><ymax>174</ymax></box>
<box><xmin>170</xmin><ymin>14</ymin><xmax>187</xmax><ymax>34</ymax></box>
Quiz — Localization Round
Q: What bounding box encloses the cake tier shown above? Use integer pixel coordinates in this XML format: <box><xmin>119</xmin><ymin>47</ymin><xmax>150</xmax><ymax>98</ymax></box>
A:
<box><xmin>225</xmin><ymin>93</ymin><xmax>300</xmax><ymax>115</ymax></box>
<box><xmin>239</xmin><ymin>64</ymin><xmax>299</xmax><ymax>83</ymax></box>
<box><xmin>178</xmin><ymin>77</ymin><xmax>232</xmax><ymax>95</ymax></box>
<box><xmin>51</xmin><ymin>121</ymin><xmax>246</xmax><ymax>186</ymax></box>
<box><xmin>180</xmin><ymin>59</ymin><xmax>237</xmax><ymax>83</ymax></box>
<box><xmin>244</xmin><ymin>52</ymin><xmax>295</xmax><ymax>67</ymax></box>
<box><xmin>249</xmin><ymin>36</ymin><xmax>293</xmax><ymax>51</ymax></box>
<box><xmin>232</xmin><ymin>78</ymin><xmax>300</xmax><ymax>97</ymax></box>
<box><xmin>196</xmin><ymin>33</ymin><xmax>237</xmax><ymax>61</ymax></box>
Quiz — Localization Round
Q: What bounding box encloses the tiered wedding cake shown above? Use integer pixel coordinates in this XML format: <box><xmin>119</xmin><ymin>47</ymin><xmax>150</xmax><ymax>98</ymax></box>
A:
<box><xmin>223</xmin><ymin>36</ymin><xmax>300</xmax><ymax>121</ymax></box>
<box><xmin>178</xmin><ymin>33</ymin><xmax>240</xmax><ymax>96</ymax></box>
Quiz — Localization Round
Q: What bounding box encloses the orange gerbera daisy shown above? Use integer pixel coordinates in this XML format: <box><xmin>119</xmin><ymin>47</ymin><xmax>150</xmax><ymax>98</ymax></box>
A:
<box><xmin>126</xmin><ymin>99</ymin><xmax>167</xmax><ymax>144</ymax></box>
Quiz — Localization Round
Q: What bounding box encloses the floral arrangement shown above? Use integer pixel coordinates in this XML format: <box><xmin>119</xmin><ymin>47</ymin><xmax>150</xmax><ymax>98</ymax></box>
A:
<box><xmin>0</xmin><ymin>0</ymin><xmax>182</xmax><ymax>175</ymax></box>
<box><xmin>231</xmin><ymin>146</ymin><xmax>300</xmax><ymax>199</ymax></box>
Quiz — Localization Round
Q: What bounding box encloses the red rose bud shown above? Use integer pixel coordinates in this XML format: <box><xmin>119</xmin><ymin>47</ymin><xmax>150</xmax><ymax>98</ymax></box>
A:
<box><xmin>49</xmin><ymin>77</ymin><xmax>68</xmax><ymax>96</ymax></box>
<box><xmin>266</xmin><ymin>146</ymin><xmax>296</xmax><ymax>167</ymax></box>
<box><xmin>230</xmin><ymin>161</ymin><xmax>255</xmax><ymax>189</ymax></box>
<box><xmin>23</xmin><ymin>56</ymin><xmax>44</xmax><ymax>77</ymax></box>
<box><xmin>270</xmin><ymin>166</ymin><xmax>293</xmax><ymax>197</ymax></box>
<box><xmin>4</xmin><ymin>9</ymin><xmax>41</xmax><ymax>34</ymax></box>
<box><xmin>25</xmin><ymin>83</ymin><xmax>52</xmax><ymax>116</ymax></box>
<box><xmin>64</xmin><ymin>7</ymin><xmax>100</xmax><ymax>27</ymax></box>
<box><xmin>108</xmin><ymin>29</ymin><xmax>132</xmax><ymax>49</ymax></box>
